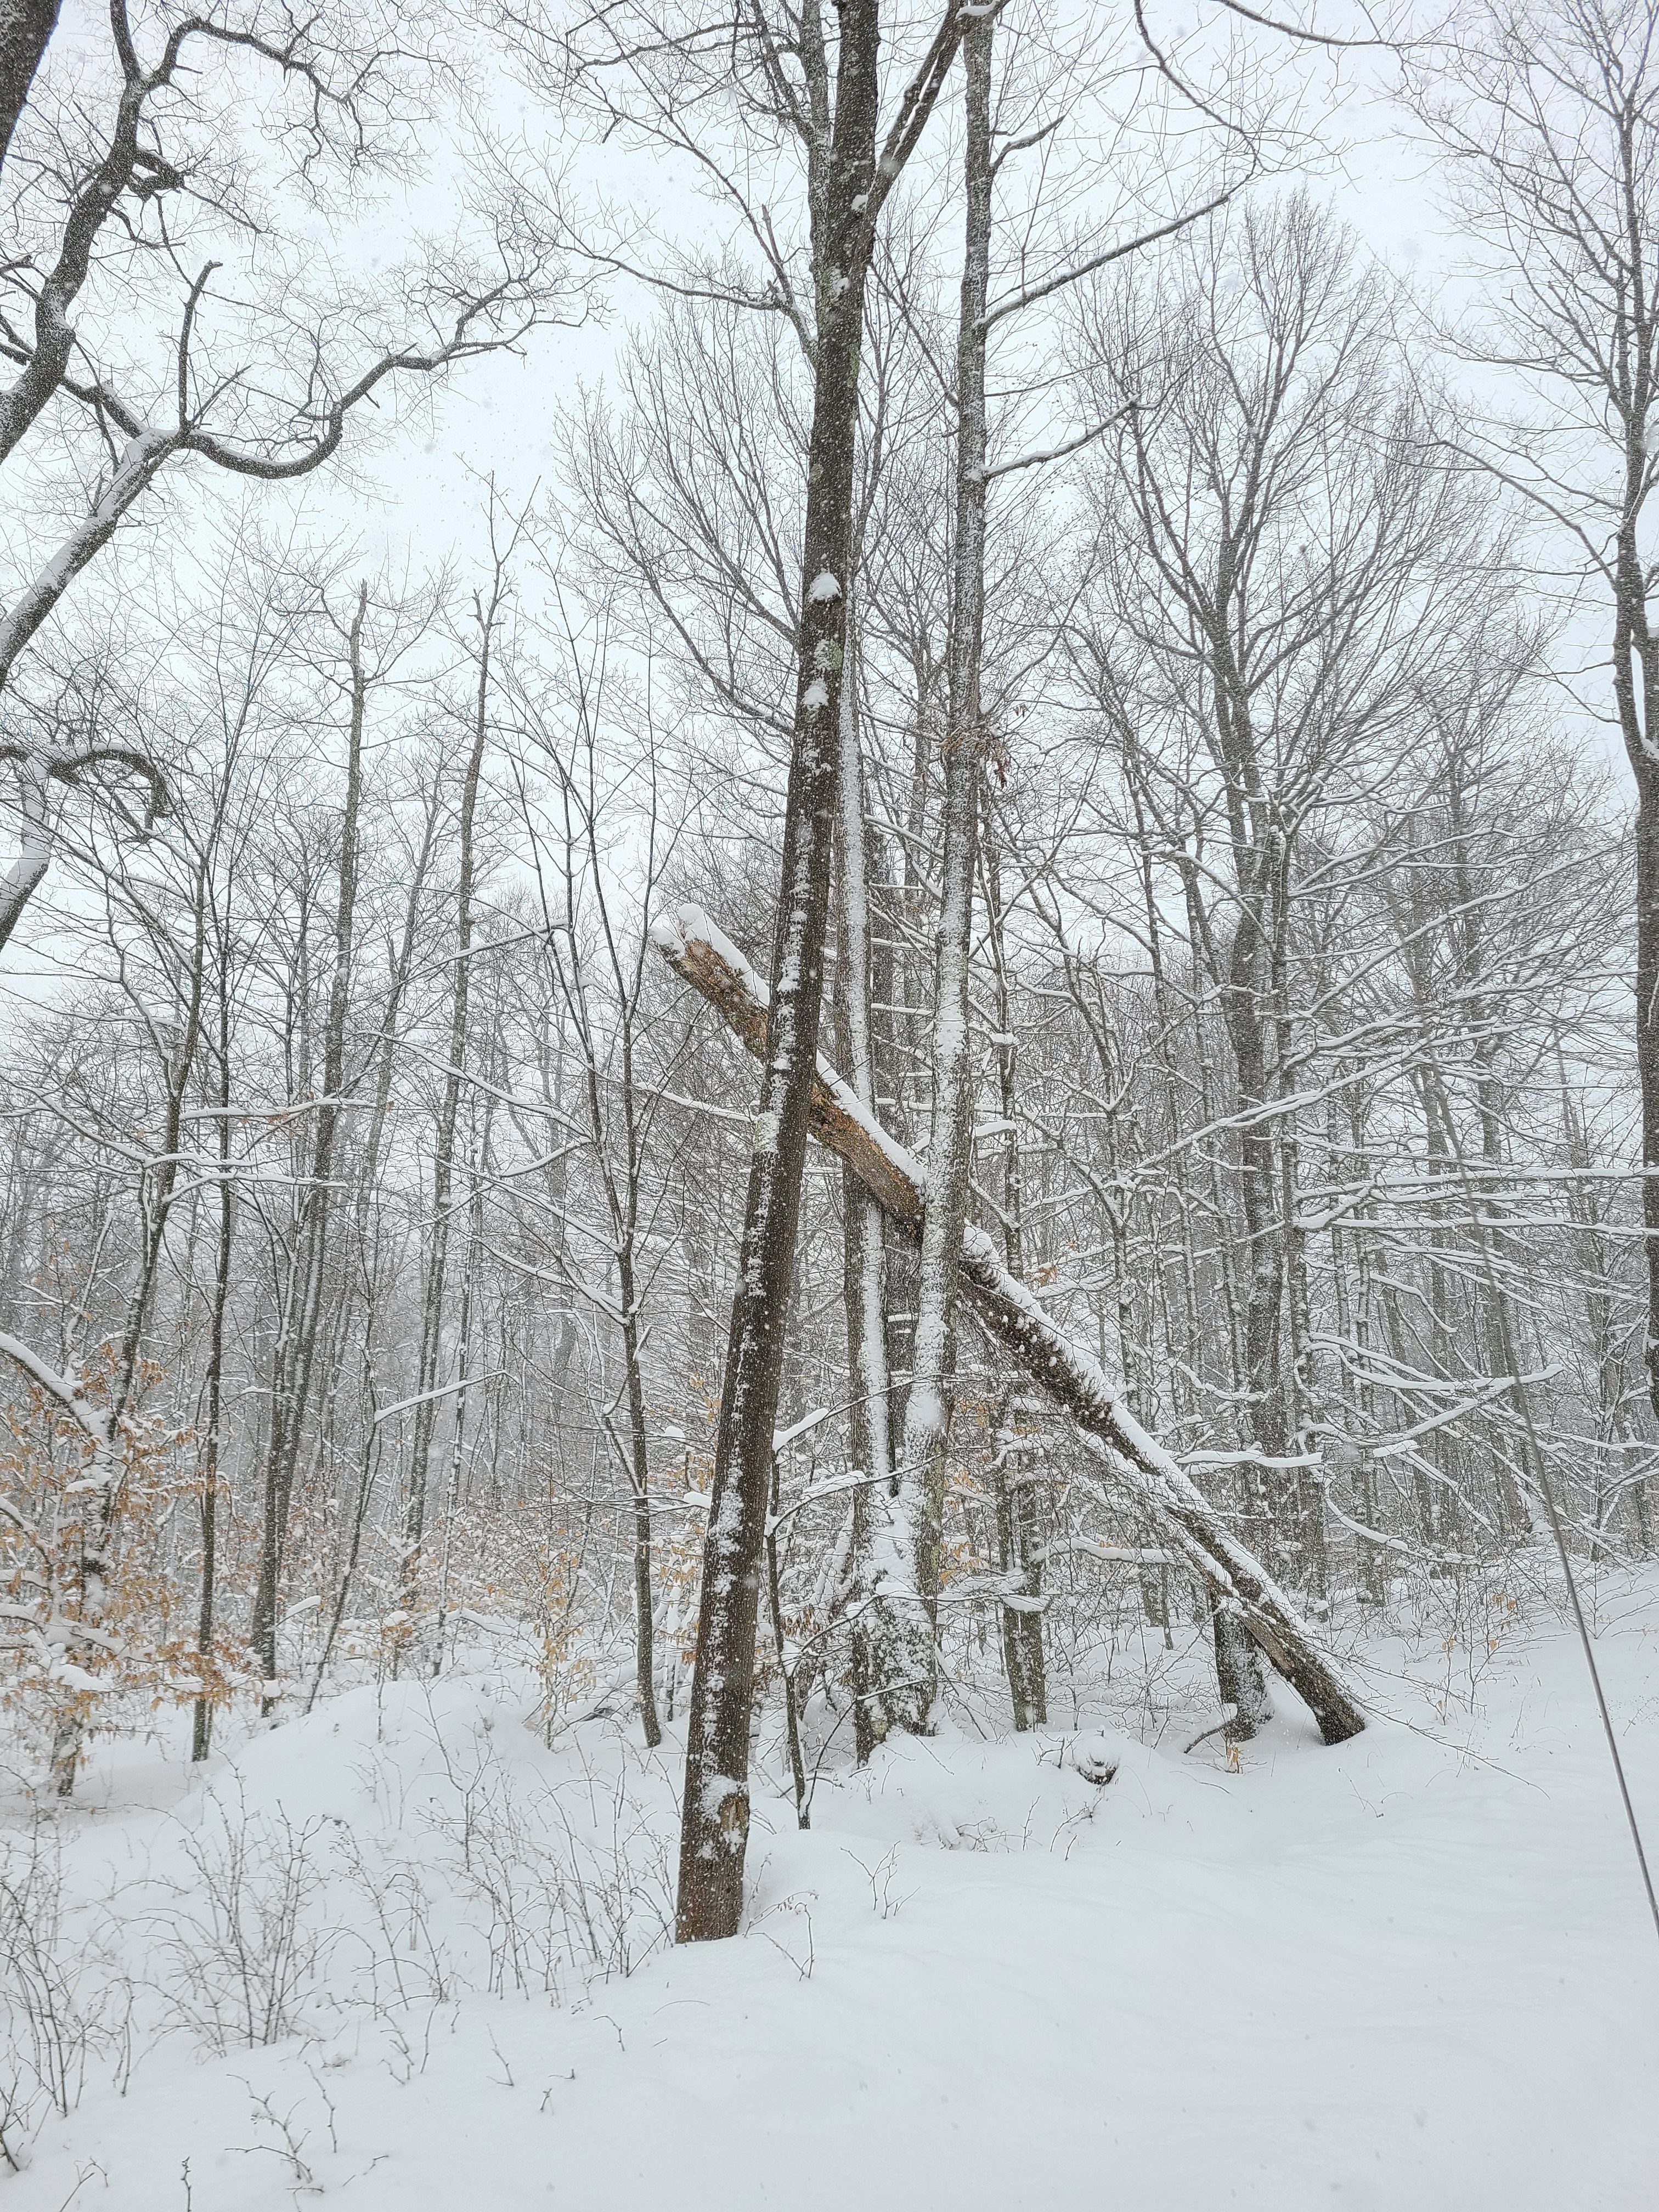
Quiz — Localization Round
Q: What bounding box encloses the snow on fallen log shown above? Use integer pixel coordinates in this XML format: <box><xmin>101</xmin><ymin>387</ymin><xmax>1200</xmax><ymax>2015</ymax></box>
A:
<box><xmin>651</xmin><ymin>901</ymin><xmax>1366</xmax><ymax>1746</ymax></box>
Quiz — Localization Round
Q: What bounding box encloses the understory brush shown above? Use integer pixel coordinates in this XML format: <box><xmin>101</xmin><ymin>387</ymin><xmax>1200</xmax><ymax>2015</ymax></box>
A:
<box><xmin>1</xmin><ymin>1570</ymin><xmax>1642</xmax><ymax>2172</ymax></box>
<box><xmin>0</xmin><ymin>1681</ymin><xmax>675</xmax><ymax>2168</ymax></box>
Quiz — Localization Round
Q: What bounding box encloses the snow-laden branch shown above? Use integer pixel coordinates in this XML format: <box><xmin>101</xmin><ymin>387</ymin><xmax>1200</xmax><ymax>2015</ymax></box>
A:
<box><xmin>0</xmin><ymin>425</ymin><xmax>174</xmax><ymax>688</ymax></box>
<box><xmin>369</xmin><ymin>1369</ymin><xmax>504</xmax><ymax>1430</ymax></box>
<box><xmin>0</xmin><ymin>1329</ymin><xmax>114</xmax><ymax>1453</ymax></box>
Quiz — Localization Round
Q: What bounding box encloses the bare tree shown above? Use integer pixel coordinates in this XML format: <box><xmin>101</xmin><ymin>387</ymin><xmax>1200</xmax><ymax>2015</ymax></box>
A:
<box><xmin>1066</xmin><ymin>193</ymin><xmax>1520</xmax><ymax>1723</ymax></box>
<box><xmin>592</xmin><ymin>0</ymin><xmax>973</xmax><ymax>1945</ymax></box>
<box><xmin>506</xmin><ymin>601</ymin><xmax>698</xmax><ymax>1753</ymax></box>
<box><xmin>1406</xmin><ymin>0</ymin><xmax>1659</xmax><ymax>1420</ymax></box>
<box><xmin>0</xmin><ymin>0</ymin><xmax>563</xmax><ymax>950</ymax></box>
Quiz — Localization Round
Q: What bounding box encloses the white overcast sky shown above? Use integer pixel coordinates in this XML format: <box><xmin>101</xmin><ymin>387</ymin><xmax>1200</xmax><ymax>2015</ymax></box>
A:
<box><xmin>330</xmin><ymin>8</ymin><xmax>1466</xmax><ymax>587</ymax></box>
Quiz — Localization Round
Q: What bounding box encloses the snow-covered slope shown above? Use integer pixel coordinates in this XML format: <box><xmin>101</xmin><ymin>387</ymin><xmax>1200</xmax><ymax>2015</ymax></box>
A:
<box><xmin>7</xmin><ymin>1593</ymin><xmax>1656</xmax><ymax>2211</ymax></box>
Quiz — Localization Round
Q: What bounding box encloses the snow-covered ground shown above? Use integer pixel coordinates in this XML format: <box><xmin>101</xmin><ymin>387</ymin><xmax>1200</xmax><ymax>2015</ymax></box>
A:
<box><xmin>5</xmin><ymin>1584</ymin><xmax>1657</xmax><ymax>2210</ymax></box>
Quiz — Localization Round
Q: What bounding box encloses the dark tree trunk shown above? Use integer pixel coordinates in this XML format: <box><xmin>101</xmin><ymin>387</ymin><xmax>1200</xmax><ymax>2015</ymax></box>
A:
<box><xmin>674</xmin><ymin>7</ymin><xmax>884</xmax><ymax>1946</ymax></box>
<box><xmin>0</xmin><ymin>0</ymin><xmax>60</xmax><ymax>172</ymax></box>
<box><xmin>674</xmin><ymin>0</ymin><xmax>968</xmax><ymax>1943</ymax></box>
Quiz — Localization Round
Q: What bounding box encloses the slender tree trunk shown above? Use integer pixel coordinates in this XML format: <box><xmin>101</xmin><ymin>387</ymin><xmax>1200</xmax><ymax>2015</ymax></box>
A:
<box><xmin>252</xmin><ymin>588</ymin><xmax>369</xmax><ymax>1694</ymax></box>
<box><xmin>403</xmin><ymin>584</ymin><xmax>500</xmax><ymax>1623</ymax></box>
<box><xmin>982</xmin><ymin>810</ymin><xmax>1045</xmax><ymax>1725</ymax></box>
<box><xmin>431</xmin><ymin>1092</ymin><xmax>485</xmax><ymax>1678</ymax></box>
<box><xmin>766</xmin><ymin>1451</ymin><xmax>810</xmax><ymax>1825</ymax></box>
<box><xmin>1633</xmin><ymin>775</ymin><xmax>1659</xmax><ymax>1426</ymax></box>
<box><xmin>617</xmin><ymin>1242</ymin><xmax>663</xmax><ymax>1747</ymax></box>
<box><xmin>891</xmin><ymin>5</ymin><xmax>996</xmax><ymax>1729</ymax></box>
<box><xmin>834</xmin><ymin>622</ymin><xmax>921</xmax><ymax>1760</ymax></box>
<box><xmin>1216</xmin><ymin>894</ymin><xmax>1277</xmax><ymax>1735</ymax></box>
<box><xmin>193</xmin><ymin>916</ymin><xmax>235</xmax><ymax>1762</ymax></box>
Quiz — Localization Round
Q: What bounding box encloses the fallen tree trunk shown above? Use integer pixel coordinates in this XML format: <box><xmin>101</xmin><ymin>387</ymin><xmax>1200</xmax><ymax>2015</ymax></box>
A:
<box><xmin>651</xmin><ymin>902</ymin><xmax>1366</xmax><ymax>1746</ymax></box>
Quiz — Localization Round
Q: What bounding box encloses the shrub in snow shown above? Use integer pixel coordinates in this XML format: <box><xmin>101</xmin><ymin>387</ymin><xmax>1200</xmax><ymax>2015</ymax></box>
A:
<box><xmin>0</xmin><ymin>1348</ymin><xmax>251</xmax><ymax>1798</ymax></box>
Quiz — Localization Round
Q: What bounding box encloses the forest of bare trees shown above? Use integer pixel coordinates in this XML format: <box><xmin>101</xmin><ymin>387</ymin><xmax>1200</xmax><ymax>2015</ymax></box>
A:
<box><xmin>3</xmin><ymin>1</ymin><xmax>1658</xmax><ymax>2116</ymax></box>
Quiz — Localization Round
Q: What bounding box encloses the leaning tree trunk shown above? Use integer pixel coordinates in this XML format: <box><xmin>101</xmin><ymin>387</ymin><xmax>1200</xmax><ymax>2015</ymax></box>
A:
<box><xmin>656</xmin><ymin>906</ymin><xmax>1368</xmax><ymax>1747</ymax></box>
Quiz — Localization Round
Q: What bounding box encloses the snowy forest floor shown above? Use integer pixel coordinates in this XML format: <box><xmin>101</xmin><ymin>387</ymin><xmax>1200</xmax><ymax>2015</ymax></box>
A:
<box><xmin>5</xmin><ymin>1579</ymin><xmax>1658</xmax><ymax>2211</ymax></box>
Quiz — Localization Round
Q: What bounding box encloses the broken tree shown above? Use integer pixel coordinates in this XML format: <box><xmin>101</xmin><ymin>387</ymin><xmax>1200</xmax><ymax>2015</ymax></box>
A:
<box><xmin>652</xmin><ymin>902</ymin><xmax>1368</xmax><ymax>1748</ymax></box>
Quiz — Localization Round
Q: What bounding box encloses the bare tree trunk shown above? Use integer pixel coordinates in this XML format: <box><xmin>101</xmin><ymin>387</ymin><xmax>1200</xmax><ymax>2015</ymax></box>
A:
<box><xmin>252</xmin><ymin>586</ymin><xmax>369</xmax><ymax>1695</ymax></box>
<box><xmin>674</xmin><ymin>0</ymin><xmax>967</xmax><ymax>1943</ymax></box>
<box><xmin>982</xmin><ymin>809</ymin><xmax>1045</xmax><ymax>1726</ymax></box>
<box><xmin>1335</xmin><ymin>1081</ymin><xmax>1388</xmax><ymax>1607</ymax></box>
<box><xmin>431</xmin><ymin>1089</ymin><xmax>487</xmax><ymax>1678</ymax></box>
<box><xmin>0</xmin><ymin>0</ymin><xmax>59</xmax><ymax>170</ymax></box>
<box><xmin>766</xmin><ymin>1451</ymin><xmax>810</xmax><ymax>1826</ymax></box>
<box><xmin>193</xmin><ymin>884</ymin><xmax>235</xmax><ymax>1761</ymax></box>
<box><xmin>403</xmin><ymin>575</ymin><xmax>504</xmax><ymax>1624</ymax></box>
<box><xmin>891</xmin><ymin>3</ymin><xmax>996</xmax><ymax>1733</ymax></box>
<box><xmin>833</xmin><ymin>627</ymin><xmax>919</xmax><ymax>1760</ymax></box>
<box><xmin>615</xmin><ymin>1237</ymin><xmax>664</xmax><ymax>1748</ymax></box>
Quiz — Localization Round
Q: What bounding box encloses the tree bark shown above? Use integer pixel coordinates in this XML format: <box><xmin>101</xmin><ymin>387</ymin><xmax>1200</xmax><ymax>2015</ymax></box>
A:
<box><xmin>0</xmin><ymin>0</ymin><xmax>58</xmax><ymax>171</ymax></box>
<box><xmin>673</xmin><ymin>12</ymin><xmax>882</xmax><ymax>1940</ymax></box>
<box><xmin>982</xmin><ymin>815</ymin><xmax>1046</xmax><ymax>1726</ymax></box>
<box><xmin>833</xmin><ymin>620</ymin><xmax>922</xmax><ymax>1760</ymax></box>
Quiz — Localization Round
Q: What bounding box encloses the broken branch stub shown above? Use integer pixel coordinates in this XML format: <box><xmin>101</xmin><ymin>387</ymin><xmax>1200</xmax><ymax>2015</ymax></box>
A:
<box><xmin>651</xmin><ymin>901</ymin><xmax>1366</xmax><ymax>1746</ymax></box>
